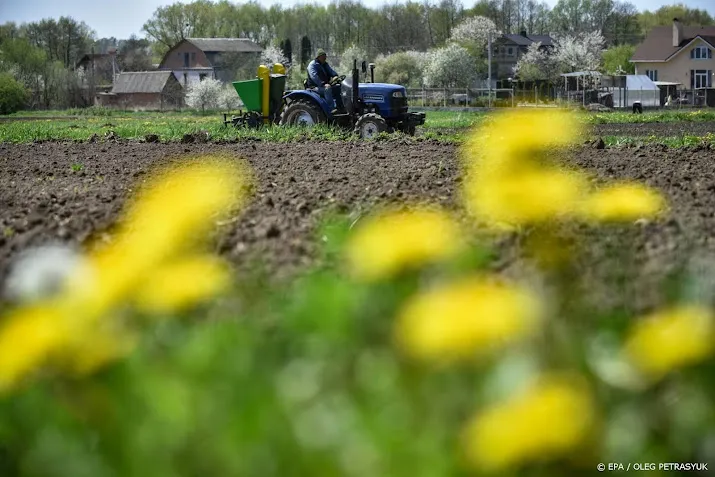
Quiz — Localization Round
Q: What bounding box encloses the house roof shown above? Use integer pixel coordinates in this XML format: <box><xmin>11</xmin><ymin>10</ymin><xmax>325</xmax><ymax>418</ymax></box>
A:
<box><xmin>501</xmin><ymin>33</ymin><xmax>554</xmax><ymax>47</ymax></box>
<box><xmin>632</xmin><ymin>25</ymin><xmax>715</xmax><ymax>61</ymax></box>
<box><xmin>112</xmin><ymin>71</ymin><xmax>176</xmax><ymax>94</ymax></box>
<box><xmin>184</xmin><ymin>38</ymin><xmax>263</xmax><ymax>53</ymax></box>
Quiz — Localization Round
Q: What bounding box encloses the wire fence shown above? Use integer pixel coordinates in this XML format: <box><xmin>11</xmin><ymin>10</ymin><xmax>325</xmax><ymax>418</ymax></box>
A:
<box><xmin>404</xmin><ymin>87</ymin><xmax>715</xmax><ymax>110</ymax></box>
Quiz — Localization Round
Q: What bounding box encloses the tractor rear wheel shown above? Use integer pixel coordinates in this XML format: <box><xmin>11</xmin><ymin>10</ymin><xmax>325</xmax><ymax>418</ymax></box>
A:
<box><xmin>279</xmin><ymin>99</ymin><xmax>326</xmax><ymax>127</ymax></box>
<box><xmin>354</xmin><ymin>113</ymin><xmax>388</xmax><ymax>139</ymax></box>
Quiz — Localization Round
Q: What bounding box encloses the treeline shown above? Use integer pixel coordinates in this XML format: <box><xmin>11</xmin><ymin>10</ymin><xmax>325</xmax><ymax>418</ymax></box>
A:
<box><xmin>139</xmin><ymin>0</ymin><xmax>714</xmax><ymax>59</ymax></box>
<box><xmin>0</xmin><ymin>18</ymin><xmax>154</xmax><ymax>109</ymax></box>
<box><xmin>0</xmin><ymin>0</ymin><xmax>713</xmax><ymax>111</ymax></box>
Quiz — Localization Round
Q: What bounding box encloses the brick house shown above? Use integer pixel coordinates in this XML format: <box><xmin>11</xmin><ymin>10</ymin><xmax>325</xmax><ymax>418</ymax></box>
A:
<box><xmin>158</xmin><ymin>38</ymin><xmax>263</xmax><ymax>86</ymax></box>
<box><xmin>631</xmin><ymin>19</ymin><xmax>715</xmax><ymax>90</ymax></box>
<box><xmin>492</xmin><ymin>31</ymin><xmax>555</xmax><ymax>80</ymax></box>
<box><xmin>96</xmin><ymin>71</ymin><xmax>183</xmax><ymax>110</ymax></box>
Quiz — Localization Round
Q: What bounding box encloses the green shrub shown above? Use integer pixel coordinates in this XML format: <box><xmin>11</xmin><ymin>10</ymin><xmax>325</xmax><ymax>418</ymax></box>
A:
<box><xmin>0</xmin><ymin>74</ymin><xmax>28</xmax><ymax>115</ymax></box>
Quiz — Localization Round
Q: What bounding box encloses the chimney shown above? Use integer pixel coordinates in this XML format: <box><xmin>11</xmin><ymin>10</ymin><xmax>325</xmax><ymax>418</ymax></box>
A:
<box><xmin>673</xmin><ymin>18</ymin><xmax>683</xmax><ymax>47</ymax></box>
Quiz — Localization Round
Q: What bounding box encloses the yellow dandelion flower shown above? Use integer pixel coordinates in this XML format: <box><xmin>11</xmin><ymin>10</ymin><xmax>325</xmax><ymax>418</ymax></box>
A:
<box><xmin>0</xmin><ymin>306</ymin><xmax>66</xmax><ymax>391</ymax></box>
<box><xmin>464</xmin><ymin>168</ymin><xmax>588</xmax><ymax>226</ymax></box>
<box><xmin>66</xmin><ymin>157</ymin><xmax>249</xmax><ymax>315</ymax></box>
<box><xmin>578</xmin><ymin>182</ymin><xmax>665</xmax><ymax>222</ymax></box>
<box><xmin>120</xmin><ymin>159</ymin><xmax>248</xmax><ymax>258</ymax></box>
<box><xmin>462</xmin><ymin>109</ymin><xmax>583</xmax><ymax>167</ymax></box>
<box><xmin>623</xmin><ymin>305</ymin><xmax>715</xmax><ymax>380</ymax></box>
<box><xmin>134</xmin><ymin>255</ymin><xmax>232</xmax><ymax>314</ymax></box>
<box><xmin>0</xmin><ymin>157</ymin><xmax>250</xmax><ymax>390</ymax></box>
<box><xmin>463</xmin><ymin>374</ymin><xmax>595</xmax><ymax>471</ymax></box>
<box><xmin>395</xmin><ymin>276</ymin><xmax>542</xmax><ymax>360</ymax></box>
<box><xmin>345</xmin><ymin>207</ymin><xmax>463</xmax><ymax>281</ymax></box>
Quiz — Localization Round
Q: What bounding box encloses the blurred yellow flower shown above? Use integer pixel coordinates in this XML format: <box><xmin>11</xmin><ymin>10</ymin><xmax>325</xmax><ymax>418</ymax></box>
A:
<box><xmin>395</xmin><ymin>276</ymin><xmax>542</xmax><ymax>360</ymax></box>
<box><xmin>460</xmin><ymin>110</ymin><xmax>591</xmax><ymax>228</ymax></box>
<box><xmin>0</xmin><ymin>156</ymin><xmax>250</xmax><ymax>391</ymax></box>
<box><xmin>345</xmin><ymin>207</ymin><xmax>463</xmax><ymax>281</ymax></box>
<box><xmin>0</xmin><ymin>306</ymin><xmax>65</xmax><ymax>391</ymax></box>
<box><xmin>134</xmin><ymin>255</ymin><xmax>232</xmax><ymax>314</ymax></box>
<box><xmin>623</xmin><ymin>305</ymin><xmax>715</xmax><ymax>380</ymax></box>
<box><xmin>462</xmin><ymin>109</ymin><xmax>583</xmax><ymax>167</ymax></box>
<box><xmin>465</xmin><ymin>168</ymin><xmax>588</xmax><ymax>226</ymax></box>
<box><xmin>579</xmin><ymin>182</ymin><xmax>665</xmax><ymax>222</ymax></box>
<box><xmin>67</xmin><ymin>158</ymin><xmax>249</xmax><ymax>317</ymax></box>
<box><xmin>463</xmin><ymin>374</ymin><xmax>595</xmax><ymax>471</ymax></box>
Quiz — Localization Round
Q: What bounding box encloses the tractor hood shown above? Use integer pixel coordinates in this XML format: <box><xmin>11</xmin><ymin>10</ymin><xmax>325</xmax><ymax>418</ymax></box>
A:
<box><xmin>357</xmin><ymin>83</ymin><xmax>406</xmax><ymax>101</ymax></box>
<box><xmin>340</xmin><ymin>77</ymin><xmax>410</xmax><ymax>118</ymax></box>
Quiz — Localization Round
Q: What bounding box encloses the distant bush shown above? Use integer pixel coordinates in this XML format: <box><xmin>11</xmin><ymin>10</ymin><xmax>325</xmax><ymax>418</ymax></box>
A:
<box><xmin>185</xmin><ymin>78</ymin><xmax>222</xmax><ymax>111</ymax></box>
<box><xmin>0</xmin><ymin>73</ymin><xmax>28</xmax><ymax>114</ymax></box>
<box><xmin>375</xmin><ymin>51</ymin><xmax>426</xmax><ymax>88</ymax></box>
<box><xmin>423</xmin><ymin>44</ymin><xmax>478</xmax><ymax>88</ymax></box>
<box><xmin>337</xmin><ymin>44</ymin><xmax>370</xmax><ymax>70</ymax></box>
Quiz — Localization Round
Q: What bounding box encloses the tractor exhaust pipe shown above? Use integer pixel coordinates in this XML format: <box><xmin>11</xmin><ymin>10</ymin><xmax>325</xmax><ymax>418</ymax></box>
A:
<box><xmin>369</xmin><ymin>63</ymin><xmax>375</xmax><ymax>83</ymax></box>
<box><xmin>353</xmin><ymin>59</ymin><xmax>359</xmax><ymax>122</ymax></box>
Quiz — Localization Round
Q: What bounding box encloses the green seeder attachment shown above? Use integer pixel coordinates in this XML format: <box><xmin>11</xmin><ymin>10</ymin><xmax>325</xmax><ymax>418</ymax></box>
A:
<box><xmin>230</xmin><ymin>75</ymin><xmax>287</xmax><ymax>114</ymax></box>
<box><xmin>232</xmin><ymin>79</ymin><xmax>262</xmax><ymax>113</ymax></box>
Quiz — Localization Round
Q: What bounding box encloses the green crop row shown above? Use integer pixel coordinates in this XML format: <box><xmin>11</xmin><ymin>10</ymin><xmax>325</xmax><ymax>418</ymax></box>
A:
<box><xmin>2</xmin><ymin>110</ymin><xmax>715</xmax><ymax>146</ymax></box>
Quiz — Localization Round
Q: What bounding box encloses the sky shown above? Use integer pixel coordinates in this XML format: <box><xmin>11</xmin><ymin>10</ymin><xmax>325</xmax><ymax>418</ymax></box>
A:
<box><xmin>1</xmin><ymin>0</ymin><xmax>715</xmax><ymax>40</ymax></box>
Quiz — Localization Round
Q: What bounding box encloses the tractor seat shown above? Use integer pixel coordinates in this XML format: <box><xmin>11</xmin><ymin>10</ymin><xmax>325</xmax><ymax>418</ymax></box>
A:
<box><xmin>303</xmin><ymin>79</ymin><xmax>318</xmax><ymax>91</ymax></box>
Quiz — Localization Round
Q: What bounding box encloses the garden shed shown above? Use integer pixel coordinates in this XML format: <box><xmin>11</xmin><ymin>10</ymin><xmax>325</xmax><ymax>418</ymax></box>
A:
<box><xmin>96</xmin><ymin>71</ymin><xmax>184</xmax><ymax>110</ymax></box>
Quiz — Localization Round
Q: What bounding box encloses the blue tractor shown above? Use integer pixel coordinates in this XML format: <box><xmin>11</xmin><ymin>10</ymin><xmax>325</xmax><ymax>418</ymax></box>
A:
<box><xmin>279</xmin><ymin>60</ymin><xmax>426</xmax><ymax>138</ymax></box>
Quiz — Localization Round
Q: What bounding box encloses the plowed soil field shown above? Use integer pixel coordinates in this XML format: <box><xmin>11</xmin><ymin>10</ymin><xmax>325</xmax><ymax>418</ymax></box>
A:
<box><xmin>2</xmin><ymin>134</ymin><xmax>715</xmax><ymax>313</ymax></box>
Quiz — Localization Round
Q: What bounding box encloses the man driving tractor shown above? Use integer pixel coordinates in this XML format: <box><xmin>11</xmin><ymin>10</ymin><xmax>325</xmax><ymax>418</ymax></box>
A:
<box><xmin>307</xmin><ymin>49</ymin><xmax>344</xmax><ymax>114</ymax></box>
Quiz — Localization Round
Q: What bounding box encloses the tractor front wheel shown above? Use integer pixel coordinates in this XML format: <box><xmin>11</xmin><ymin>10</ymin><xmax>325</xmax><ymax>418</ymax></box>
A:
<box><xmin>279</xmin><ymin>99</ymin><xmax>325</xmax><ymax>127</ymax></box>
<box><xmin>354</xmin><ymin>113</ymin><xmax>388</xmax><ymax>139</ymax></box>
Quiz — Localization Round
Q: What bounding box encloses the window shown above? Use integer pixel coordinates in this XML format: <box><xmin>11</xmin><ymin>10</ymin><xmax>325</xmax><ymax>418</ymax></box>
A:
<box><xmin>191</xmin><ymin>52</ymin><xmax>196</xmax><ymax>63</ymax></box>
<box><xmin>645</xmin><ymin>70</ymin><xmax>658</xmax><ymax>81</ymax></box>
<box><xmin>183</xmin><ymin>73</ymin><xmax>188</xmax><ymax>85</ymax></box>
<box><xmin>183</xmin><ymin>52</ymin><xmax>190</xmax><ymax>67</ymax></box>
<box><xmin>690</xmin><ymin>69</ymin><xmax>712</xmax><ymax>88</ymax></box>
<box><xmin>507</xmin><ymin>47</ymin><xmax>514</xmax><ymax>56</ymax></box>
<box><xmin>691</xmin><ymin>46</ymin><xmax>713</xmax><ymax>59</ymax></box>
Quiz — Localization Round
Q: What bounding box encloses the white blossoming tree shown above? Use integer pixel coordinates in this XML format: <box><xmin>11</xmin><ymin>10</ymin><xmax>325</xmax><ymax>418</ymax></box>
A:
<box><xmin>554</xmin><ymin>31</ymin><xmax>605</xmax><ymax>73</ymax></box>
<box><xmin>513</xmin><ymin>42</ymin><xmax>562</xmax><ymax>83</ymax></box>
<box><xmin>261</xmin><ymin>44</ymin><xmax>289</xmax><ymax>70</ymax></box>
<box><xmin>374</xmin><ymin>51</ymin><xmax>426</xmax><ymax>87</ymax></box>
<box><xmin>185</xmin><ymin>78</ymin><xmax>222</xmax><ymax>111</ymax></box>
<box><xmin>450</xmin><ymin>16</ymin><xmax>500</xmax><ymax>56</ymax></box>
<box><xmin>218</xmin><ymin>85</ymin><xmax>243</xmax><ymax>111</ymax></box>
<box><xmin>423</xmin><ymin>43</ymin><xmax>478</xmax><ymax>88</ymax></box>
<box><xmin>514</xmin><ymin>31</ymin><xmax>605</xmax><ymax>82</ymax></box>
<box><xmin>338</xmin><ymin>44</ymin><xmax>370</xmax><ymax>70</ymax></box>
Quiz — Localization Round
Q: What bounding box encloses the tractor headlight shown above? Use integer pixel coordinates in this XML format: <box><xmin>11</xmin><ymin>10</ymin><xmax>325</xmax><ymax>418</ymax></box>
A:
<box><xmin>392</xmin><ymin>91</ymin><xmax>404</xmax><ymax>98</ymax></box>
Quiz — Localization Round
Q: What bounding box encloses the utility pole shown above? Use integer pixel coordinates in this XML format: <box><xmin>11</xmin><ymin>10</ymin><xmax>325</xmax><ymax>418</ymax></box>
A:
<box><xmin>487</xmin><ymin>31</ymin><xmax>492</xmax><ymax>108</ymax></box>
